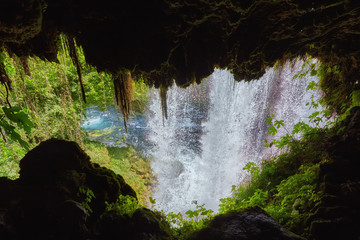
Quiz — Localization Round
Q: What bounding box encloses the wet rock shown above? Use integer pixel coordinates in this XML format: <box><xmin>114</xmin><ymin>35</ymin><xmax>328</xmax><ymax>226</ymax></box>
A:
<box><xmin>54</xmin><ymin>200</ymin><xmax>89</xmax><ymax>239</ymax></box>
<box><xmin>132</xmin><ymin>208</ymin><xmax>165</xmax><ymax>236</ymax></box>
<box><xmin>19</xmin><ymin>139</ymin><xmax>91</xmax><ymax>184</ymax></box>
<box><xmin>95</xmin><ymin>208</ymin><xmax>171</xmax><ymax>240</ymax></box>
<box><xmin>169</xmin><ymin>161</ymin><xmax>185</xmax><ymax>178</ymax></box>
<box><xmin>189</xmin><ymin>207</ymin><xmax>305</xmax><ymax>240</ymax></box>
<box><xmin>308</xmin><ymin>107</ymin><xmax>360</xmax><ymax>240</ymax></box>
<box><xmin>0</xmin><ymin>139</ymin><xmax>139</xmax><ymax>240</ymax></box>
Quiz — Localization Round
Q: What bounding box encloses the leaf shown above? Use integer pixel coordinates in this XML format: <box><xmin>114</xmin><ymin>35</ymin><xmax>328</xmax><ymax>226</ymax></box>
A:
<box><xmin>308</xmin><ymin>111</ymin><xmax>320</xmax><ymax>121</ymax></box>
<box><xmin>266</xmin><ymin>116</ymin><xmax>272</xmax><ymax>125</ymax></box>
<box><xmin>306</xmin><ymin>81</ymin><xmax>318</xmax><ymax>90</ymax></box>
<box><xmin>310</xmin><ymin>69</ymin><xmax>317</xmax><ymax>76</ymax></box>
<box><xmin>274</xmin><ymin>120</ymin><xmax>284</xmax><ymax>128</ymax></box>
<box><xmin>149</xmin><ymin>197</ymin><xmax>156</xmax><ymax>204</ymax></box>
<box><xmin>268</xmin><ymin>125</ymin><xmax>277</xmax><ymax>136</ymax></box>
<box><xmin>0</xmin><ymin>119</ymin><xmax>29</xmax><ymax>150</ymax></box>
<box><xmin>2</xmin><ymin>106</ymin><xmax>34</xmax><ymax>134</ymax></box>
<box><xmin>185</xmin><ymin>210</ymin><xmax>195</xmax><ymax>218</ymax></box>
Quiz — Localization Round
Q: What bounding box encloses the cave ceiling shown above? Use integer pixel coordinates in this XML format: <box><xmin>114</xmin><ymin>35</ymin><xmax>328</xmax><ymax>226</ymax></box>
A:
<box><xmin>1</xmin><ymin>0</ymin><xmax>360</xmax><ymax>89</ymax></box>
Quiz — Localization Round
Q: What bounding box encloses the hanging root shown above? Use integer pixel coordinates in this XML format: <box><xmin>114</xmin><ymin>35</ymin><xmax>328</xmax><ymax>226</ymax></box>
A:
<box><xmin>160</xmin><ymin>87</ymin><xmax>168</xmax><ymax>124</ymax></box>
<box><xmin>0</xmin><ymin>126</ymin><xmax>6</xmax><ymax>142</ymax></box>
<box><xmin>0</xmin><ymin>55</ymin><xmax>12</xmax><ymax>107</ymax></box>
<box><xmin>113</xmin><ymin>70</ymin><xmax>134</xmax><ymax>131</ymax></box>
<box><xmin>66</xmin><ymin>35</ymin><xmax>86</xmax><ymax>103</ymax></box>
<box><xmin>20</xmin><ymin>57</ymin><xmax>31</xmax><ymax>76</ymax></box>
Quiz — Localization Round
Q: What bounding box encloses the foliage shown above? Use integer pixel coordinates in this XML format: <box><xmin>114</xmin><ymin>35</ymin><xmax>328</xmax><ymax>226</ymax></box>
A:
<box><xmin>316</xmin><ymin>62</ymin><xmax>353</xmax><ymax>115</ymax></box>
<box><xmin>264</xmin><ymin>78</ymin><xmax>334</xmax><ymax>151</ymax></box>
<box><xmin>218</xmin><ymin>74</ymin><xmax>335</xmax><ymax>236</ymax></box>
<box><xmin>0</xmin><ymin>35</ymin><xmax>151</xmax><ymax>184</ymax></box>
<box><xmin>78</xmin><ymin>187</ymin><xmax>96</xmax><ymax>216</ymax></box>
<box><xmin>242</xmin><ymin>161</ymin><xmax>260</xmax><ymax>178</ymax></box>
<box><xmin>185</xmin><ymin>201</ymin><xmax>214</xmax><ymax>220</ymax></box>
<box><xmin>290</xmin><ymin>56</ymin><xmax>358</xmax><ymax>116</ymax></box>
<box><xmin>105</xmin><ymin>195</ymin><xmax>141</xmax><ymax>217</ymax></box>
<box><xmin>265</xmin><ymin>164</ymin><xmax>321</xmax><ymax>229</ymax></box>
<box><xmin>0</xmin><ymin>43</ymin><xmax>155</xmax><ymax>235</ymax></box>
<box><xmin>0</xmin><ymin>106</ymin><xmax>33</xmax><ymax>150</ymax></box>
<box><xmin>219</xmin><ymin>139</ymin><xmax>326</xmax><ymax>235</ymax></box>
<box><xmin>0</xmin><ymin>140</ymin><xmax>24</xmax><ymax>179</ymax></box>
<box><xmin>165</xmin><ymin>201</ymin><xmax>214</xmax><ymax>240</ymax></box>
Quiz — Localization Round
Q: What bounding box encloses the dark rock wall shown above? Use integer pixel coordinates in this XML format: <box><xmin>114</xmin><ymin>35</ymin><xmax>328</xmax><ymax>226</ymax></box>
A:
<box><xmin>307</xmin><ymin>107</ymin><xmax>360</xmax><ymax>240</ymax></box>
<box><xmin>1</xmin><ymin>1</ymin><xmax>360</xmax><ymax>91</ymax></box>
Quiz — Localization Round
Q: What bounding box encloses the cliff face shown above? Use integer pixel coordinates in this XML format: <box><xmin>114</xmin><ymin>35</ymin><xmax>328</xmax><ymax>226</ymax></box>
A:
<box><xmin>1</xmin><ymin>1</ymin><xmax>360</xmax><ymax>90</ymax></box>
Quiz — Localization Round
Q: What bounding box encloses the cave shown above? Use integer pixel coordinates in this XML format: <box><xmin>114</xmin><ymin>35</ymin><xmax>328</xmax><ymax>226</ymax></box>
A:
<box><xmin>0</xmin><ymin>0</ymin><xmax>360</xmax><ymax>239</ymax></box>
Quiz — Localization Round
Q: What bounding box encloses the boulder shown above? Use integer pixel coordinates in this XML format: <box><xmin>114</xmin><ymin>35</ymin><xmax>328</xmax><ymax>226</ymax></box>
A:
<box><xmin>0</xmin><ymin>139</ymin><xmax>138</xmax><ymax>239</ymax></box>
<box><xmin>95</xmin><ymin>208</ymin><xmax>171</xmax><ymax>240</ymax></box>
<box><xmin>189</xmin><ymin>207</ymin><xmax>305</xmax><ymax>240</ymax></box>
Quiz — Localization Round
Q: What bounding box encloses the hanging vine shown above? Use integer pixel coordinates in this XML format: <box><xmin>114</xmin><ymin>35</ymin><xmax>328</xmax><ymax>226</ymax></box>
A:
<box><xmin>160</xmin><ymin>86</ymin><xmax>168</xmax><ymax>125</ymax></box>
<box><xmin>113</xmin><ymin>70</ymin><xmax>134</xmax><ymax>131</ymax></box>
<box><xmin>65</xmin><ymin>35</ymin><xmax>87</xmax><ymax>103</ymax></box>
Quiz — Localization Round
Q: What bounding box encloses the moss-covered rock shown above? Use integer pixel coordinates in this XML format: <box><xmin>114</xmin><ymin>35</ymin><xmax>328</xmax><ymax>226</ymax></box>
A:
<box><xmin>96</xmin><ymin>207</ymin><xmax>172</xmax><ymax>240</ymax></box>
<box><xmin>0</xmin><ymin>139</ymin><xmax>145</xmax><ymax>239</ymax></box>
<box><xmin>308</xmin><ymin>107</ymin><xmax>360</xmax><ymax>240</ymax></box>
<box><xmin>188</xmin><ymin>207</ymin><xmax>305</xmax><ymax>240</ymax></box>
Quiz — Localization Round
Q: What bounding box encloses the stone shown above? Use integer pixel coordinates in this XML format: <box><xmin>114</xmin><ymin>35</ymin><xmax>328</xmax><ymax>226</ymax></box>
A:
<box><xmin>307</xmin><ymin>107</ymin><xmax>360</xmax><ymax>240</ymax></box>
<box><xmin>95</xmin><ymin>208</ymin><xmax>171</xmax><ymax>240</ymax></box>
<box><xmin>189</xmin><ymin>207</ymin><xmax>306</xmax><ymax>240</ymax></box>
<box><xmin>0</xmin><ymin>139</ymin><xmax>140</xmax><ymax>239</ymax></box>
<box><xmin>19</xmin><ymin>139</ymin><xmax>91</xmax><ymax>184</ymax></box>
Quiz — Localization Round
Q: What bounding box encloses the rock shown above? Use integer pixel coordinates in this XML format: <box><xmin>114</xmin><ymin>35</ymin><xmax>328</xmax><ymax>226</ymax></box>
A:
<box><xmin>1</xmin><ymin>0</ymin><xmax>360</xmax><ymax>102</ymax></box>
<box><xmin>307</xmin><ymin>107</ymin><xmax>360</xmax><ymax>240</ymax></box>
<box><xmin>54</xmin><ymin>200</ymin><xmax>89</xmax><ymax>239</ymax></box>
<box><xmin>19</xmin><ymin>139</ymin><xmax>91</xmax><ymax>184</ymax></box>
<box><xmin>310</xmin><ymin>218</ymin><xmax>355</xmax><ymax>240</ymax></box>
<box><xmin>95</xmin><ymin>208</ymin><xmax>171</xmax><ymax>240</ymax></box>
<box><xmin>132</xmin><ymin>208</ymin><xmax>166</xmax><ymax>236</ymax></box>
<box><xmin>189</xmin><ymin>207</ymin><xmax>306</xmax><ymax>240</ymax></box>
<box><xmin>168</xmin><ymin>161</ymin><xmax>185</xmax><ymax>178</ymax></box>
<box><xmin>0</xmin><ymin>139</ymin><xmax>140</xmax><ymax>239</ymax></box>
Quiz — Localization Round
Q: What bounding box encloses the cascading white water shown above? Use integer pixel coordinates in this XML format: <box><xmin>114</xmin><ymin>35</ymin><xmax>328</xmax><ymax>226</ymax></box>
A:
<box><xmin>146</xmin><ymin>59</ymin><xmax>323</xmax><ymax>214</ymax></box>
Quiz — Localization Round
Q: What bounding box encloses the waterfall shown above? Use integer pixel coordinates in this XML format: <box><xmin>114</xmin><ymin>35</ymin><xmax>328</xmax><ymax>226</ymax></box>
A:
<box><xmin>146</xmin><ymin>59</ymin><xmax>323</xmax><ymax>214</ymax></box>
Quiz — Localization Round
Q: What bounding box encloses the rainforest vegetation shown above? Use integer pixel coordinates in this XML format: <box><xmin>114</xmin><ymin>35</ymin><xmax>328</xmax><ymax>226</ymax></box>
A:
<box><xmin>0</xmin><ymin>37</ymin><xmax>153</xmax><ymax>204</ymax></box>
<box><xmin>0</xmin><ymin>39</ymin><xmax>359</xmax><ymax>239</ymax></box>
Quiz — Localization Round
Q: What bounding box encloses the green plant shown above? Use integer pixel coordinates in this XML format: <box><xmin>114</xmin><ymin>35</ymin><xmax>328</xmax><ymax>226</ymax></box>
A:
<box><xmin>185</xmin><ymin>201</ymin><xmax>214</xmax><ymax>221</ymax></box>
<box><xmin>0</xmin><ymin>140</ymin><xmax>24</xmax><ymax>179</ymax></box>
<box><xmin>264</xmin><ymin>164</ymin><xmax>322</xmax><ymax>231</ymax></box>
<box><xmin>0</xmin><ymin>36</ymin><xmax>151</xmax><ymax>185</ymax></box>
<box><xmin>0</xmin><ymin>106</ymin><xmax>34</xmax><ymax>150</ymax></box>
<box><xmin>105</xmin><ymin>195</ymin><xmax>141</xmax><ymax>217</ymax></box>
<box><xmin>166</xmin><ymin>201</ymin><xmax>214</xmax><ymax>240</ymax></box>
<box><xmin>243</xmin><ymin>161</ymin><xmax>260</xmax><ymax>178</ymax></box>
<box><xmin>218</xmin><ymin>78</ymin><xmax>332</xmax><ymax>236</ymax></box>
<box><xmin>78</xmin><ymin>187</ymin><xmax>96</xmax><ymax>216</ymax></box>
